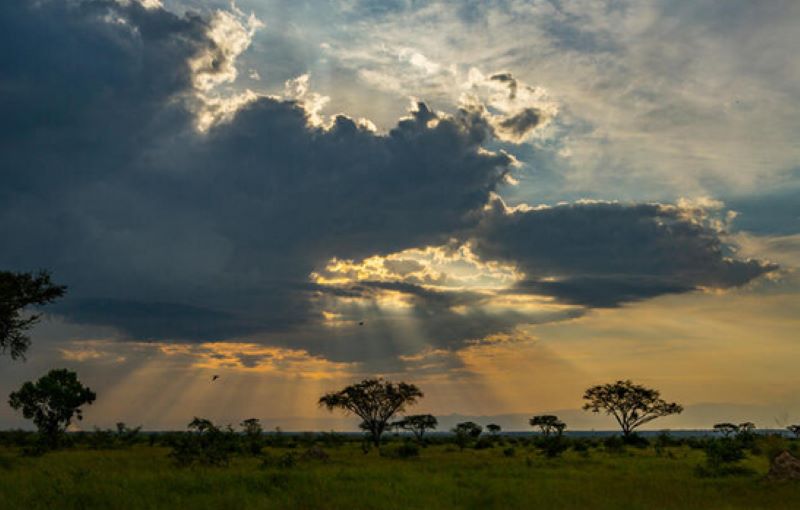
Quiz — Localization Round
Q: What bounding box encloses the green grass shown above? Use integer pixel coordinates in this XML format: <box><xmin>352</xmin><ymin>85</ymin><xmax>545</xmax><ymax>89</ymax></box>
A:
<box><xmin>0</xmin><ymin>444</ymin><xmax>798</xmax><ymax>509</ymax></box>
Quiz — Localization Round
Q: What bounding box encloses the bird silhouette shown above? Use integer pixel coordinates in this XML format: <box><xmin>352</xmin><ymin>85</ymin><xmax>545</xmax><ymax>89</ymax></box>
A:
<box><xmin>212</xmin><ymin>375</ymin><xmax>220</xmax><ymax>381</ymax></box>
<box><xmin>358</xmin><ymin>321</ymin><xmax>364</xmax><ymax>326</ymax></box>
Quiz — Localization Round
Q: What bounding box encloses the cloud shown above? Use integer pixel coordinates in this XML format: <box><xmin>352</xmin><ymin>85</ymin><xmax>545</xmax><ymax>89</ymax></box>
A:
<box><xmin>471</xmin><ymin>197</ymin><xmax>777</xmax><ymax>306</ymax></box>
<box><xmin>316</xmin><ymin>0</ymin><xmax>800</xmax><ymax>199</ymax></box>
<box><xmin>0</xmin><ymin>1</ymin><xmax>514</xmax><ymax>352</ymax></box>
<box><xmin>0</xmin><ymin>0</ymin><xmax>778</xmax><ymax>365</ymax></box>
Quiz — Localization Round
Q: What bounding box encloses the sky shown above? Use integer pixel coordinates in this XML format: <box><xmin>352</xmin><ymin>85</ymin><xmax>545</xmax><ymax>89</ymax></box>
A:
<box><xmin>1</xmin><ymin>0</ymin><xmax>798</xmax><ymax>431</ymax></box>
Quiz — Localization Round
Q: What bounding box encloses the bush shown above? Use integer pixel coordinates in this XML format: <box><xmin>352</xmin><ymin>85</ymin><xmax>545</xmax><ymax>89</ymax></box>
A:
<box><xmin>696</xmin><ymin>437</ymin><xmax>754</xmax><ymax>477</ymax></box>
<box><xmin>503</xmin><ymin>447</ymin><xmax>515</xmax><ymax>457</ymax></box>
<box><xmin>381</xmin><ymin>441</ymin><xmax>420</xmax><ymax>459</ymax></box>
<box><xmin>706</xmin><ymin>438</ymin><xmax>745</xmax><ymax>468</ymax></box>
<box><xmin>537</xmin><ymin>437</ymin><xmax>569</xmax><ymax>458</ymax></box>
<box><xmin>685</xmin><ymin>437</ymin><xmax>708</xmax><ymax>450</ymax></box>
<box><xmin>759</xmin><ymin>434</ymin><xmax>789</xmax><ymax>462</ymax></box>
<box><xmin>86</xmin><ymin>428</ymin><xmax>116</xmax><ymax>450</ymax></box>
<box><xmin>474</xmin><ymin>437</ymin><xmax>493</xmax><ymax>450</ymax></box>
<box><xmin>655</xmin><ymin>431</ymin><xmax>678</xmax><ymax>448</ymax></box>
<box><xmin>168</xmin><ymin>418</ymin><xmax>238</xmax><ymax>467</ymax></box>
<box><xmin>623</xmin><ymin>433</ymin><xmax>649</xmax><ymax>448</ymax></box>
<box><xmin>603</xmin><ymin>436</ymin><xmax>626</xmax><ymax>454</ymax></box>
<box><xmin>572</xmin><ymin>440</ymin><xmax>590</xmax><ymax>457</ymax></box>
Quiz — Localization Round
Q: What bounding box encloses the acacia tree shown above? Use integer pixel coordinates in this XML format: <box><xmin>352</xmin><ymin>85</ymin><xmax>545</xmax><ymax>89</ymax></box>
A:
<box><xmin>452</xmin><ymin>421</ymin><xmax>482</xmax><ymax>451</ymax></box>
<box><xmin>582</xmin><ymin>380</ymin><xmax>682</xmax><ymax>437</ymax></box>
<box><xmin>787</xmin><ymin>424</ymin><xmax>800</xmax><ymax>438</ymax></box>
<box><xmin>8</xmin><ymin>368</ymin><xmax>96</xmax><ymax>447</ymax></box>
<box><xmin>393</xmin><ymin>414</ymin><xmax>438</xmax><ymax>442</ymax></box>
<box><xmin>530</xmin><ymin>415</ymin><xmax>566</xmax><ymax>437</ymax></box>
<box><xmin>713</xmin><ymin>423</ymin><xmax>739</xmax><ymax>437</ymax></box>
<box><xmin>319</xmin><ymin>378</ymin><xmax>423</xmax><ymax>448</ymax></box>
<box><xmin>0</xmin><ymin>270</ymin><xmax>66</xmax><ymax>360</ymax></box>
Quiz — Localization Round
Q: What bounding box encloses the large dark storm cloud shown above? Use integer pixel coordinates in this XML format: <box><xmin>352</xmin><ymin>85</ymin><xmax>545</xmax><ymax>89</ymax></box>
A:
<box><xmin>0</xmin><ymin>1</ymin><xmax>776</xmax><ymax>360</ymax></box>
<box><xmin>473</xmin><ymin>199</ymin><xmax>777</xmax><ymax>307</ymax></box>
<box><xmin>0</xmin><ymin>0</ymin><xmax>510</xmax><ymax>344</ymax></box>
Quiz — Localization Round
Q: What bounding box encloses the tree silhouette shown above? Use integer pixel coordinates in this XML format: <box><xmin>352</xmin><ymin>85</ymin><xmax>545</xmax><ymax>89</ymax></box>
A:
<box><xmin>787</xmin><ymin>424</ymin><xmax>800</xmax><ymax>438</ymax></box>
<box><xmin>8</xmin><ymin>368</ymin><xmax>95</xmax><ymax>448</ymax></box>
<box><xmin>452</xmin><ymin>421</ymin><xmax>482</xmax><ymax>451</ymax></box>
<box><xmin>241</xmin><ymin>418</ymin><xmax>263</xmax><ymax>455</ymax></box>
<box><xmin>486</xmin><ymin>423</ymin><xmax>502</xmax><ymax>436</ymax></box>
<box><xmin>393</xmin><ymin>414</ymin><xmax>438</xmax><ymax>442</ymax></box>
<box><xmin>241</xmin><ymin>418</ymin><xmax>262</xmax><ymax>436</ymax></box>
<box><xmin>319</xmin><ymin>378</ymin><xmax>423</xmax><ymax>448</ymax></box>
<box><xmin>530</xmin><ymin>415</ymin><xmax>566</xmax><ymax>437</ymax></box>
<box><xmin>0</xmin><ymin>270</ymin><xmax>66</xmax><ymax>360</ymax></box>
<box><xmin>582</xmin><ymin>380</ymin><xmax>682</xmax><ymax>437</ymax></box>
<box><xmin>713</xmin><ymin>423</ymin><xmax>739</xmax><ymax>437</ymax></box>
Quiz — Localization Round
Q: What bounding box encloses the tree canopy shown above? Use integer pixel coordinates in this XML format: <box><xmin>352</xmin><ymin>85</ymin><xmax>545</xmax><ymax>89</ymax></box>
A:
<box><xmin>319</xmin><ymin>378</ymin><xmax>423</xmax><ymax>447</ymax></box>
<box><xmin>393</xmin><ymin>414</ymin><xmax>438</xmax><ymax>442</ymax></box>
<box><xmin>0</xmin><ymin>270</ymin><xmax>66</xmax><ymax>360</ymax></box>
<box><xmin>713</xmin><ymin>422</ymin><xmax>740</xmax><ymax>437</ymax></box>
<box><xmin>8</xmin><ymin>368</ymin><xmax>96</xmax><ymax>447</ymax></box>
<box><xmin>530</xmin><ymin>415</ymin><xmax>566</xmax><ymax>437</ymax></box>
<box><xmin>582</xmin><ymin>380</ymin><xmax>682</xmax><ymax>437</ymax></box>
<box><xmin>452</xmin><ymin>421</ymin><xmax>482</xmax><ymax>450</ymax></box>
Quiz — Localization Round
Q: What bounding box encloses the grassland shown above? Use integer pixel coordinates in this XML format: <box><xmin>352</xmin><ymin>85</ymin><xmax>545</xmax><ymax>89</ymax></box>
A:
<box><xmin>1</xmin><ymin>441</ymin><xmax>799</xmax><ymax>509</ymax></box>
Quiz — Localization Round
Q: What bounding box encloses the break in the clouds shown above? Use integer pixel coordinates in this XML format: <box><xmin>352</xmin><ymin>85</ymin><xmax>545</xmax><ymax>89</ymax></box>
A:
<box><xmin>0</xmin><ymin>0</ymin><xmax>778</xmax><ymax>363</ymax></box>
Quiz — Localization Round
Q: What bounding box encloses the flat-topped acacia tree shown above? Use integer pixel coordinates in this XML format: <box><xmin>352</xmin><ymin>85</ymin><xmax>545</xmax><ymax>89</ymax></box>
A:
<box><xmin>582</xmin><ymin>380</ymin><xmax>683</xmax><ymax>438</ymax></box>
<box><xmin>530</xmin><ymin>415</ymin><xmax>566</xmax><ymax>437</ymax></box>
<box><xmin>393</xmin><ymin>414</ymin><xmax>438</xmax><ymax>442</ymax></box>
<box><xmin>319</xmin><ymin>378</ymin><xmax>423</xmax><ymax>448</ymax></box>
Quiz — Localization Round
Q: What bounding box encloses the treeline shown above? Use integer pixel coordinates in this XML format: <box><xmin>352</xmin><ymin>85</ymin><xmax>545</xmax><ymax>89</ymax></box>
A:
<box><xmin>2</xmin><ymin>270</ymin><xmax>800</xmax><ymax>479</ymax></box>
<box><xmin>1</xmin><ymin>416</ymin><xmax>799</xmax><ymax>477</ymax></box>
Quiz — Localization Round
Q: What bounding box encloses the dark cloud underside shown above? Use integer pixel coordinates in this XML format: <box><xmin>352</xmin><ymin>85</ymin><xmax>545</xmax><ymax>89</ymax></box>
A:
<box><xmin>473</xmin><ymin>200</ymin><xmax>776</xmax><ymax>307</ymax></box>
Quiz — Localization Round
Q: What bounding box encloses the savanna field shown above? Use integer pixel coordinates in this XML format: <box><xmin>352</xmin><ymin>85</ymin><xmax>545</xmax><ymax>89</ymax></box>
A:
<box><xmin>3</xmin><ymin>1</ymin><xmax>800</xmax><ymax>509</ymax></box>
<box><xmin>1</xmin><ymin>436</ymin><xmax>800</xmax><ymax>510</ymax></box>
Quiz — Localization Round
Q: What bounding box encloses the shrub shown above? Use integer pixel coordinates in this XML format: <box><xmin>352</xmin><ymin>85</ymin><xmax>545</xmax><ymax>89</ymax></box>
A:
<box><xmin>380</xmin><ymin>441</ymin><xmax>420</xmax><ymax>459</ymax></box>
<box><xmin>696</xmin><ymin>437</ymin><xmax>754</xmax><ymax>477</ymax></box>
<box><xmin>623</xmin><ymin>433</ymin><xmax>649</xmax><ymax>448</ymax></box>
<box><xmin>168</xmin><ymin>418</ymin><xmax>238</xmax><ymax>467</ymax></box>
<box><xmin>474</xmin><ymin>437</ymin><xmax>493</xmax><ymax>450</ymax></box>
<box><xmin>655</xmin><ymin>430</ymin><xmax>678</xmax><ymax>448</ymax></box>
<box><xmin>537</xmin><ymin>436</ymin><xmax>569</xmax><ymax>458</ymax></box>
<box><xmin>115</xmin><ymin>422</ymin><xmax>142</xmax><ymax>447</ymax></box>
<box><xmin>572</xmin><ymin>440</ymin><xmax>590</xmax><ymax>457</ymax></box>
<box><xmin>759</xmin><ymin>434</ymin><xmax>789</xmax><ymax>462</ymax></box>
<box><xmin>686</xmin><ymin>437</ymin><xmax>708</xmax><ymax>450</ymax></box>
<box><xmin>503</xmin><ymin>447</ymin><xmax>515</xmax><ymax>457</ymax></box>
<box><xmin>706</xmin><ymin>438</ymin><xmax>746</xmax><ymax>468</ymax></box>
<box><xmin>86</xmin><ymin>428</ymin><xmax>115</xmax><ymax>450</ymax></box>
<box><xmin>603</xmin><ymin>436</ymin><xmax>625</xmax><ymax>454</ymax></box>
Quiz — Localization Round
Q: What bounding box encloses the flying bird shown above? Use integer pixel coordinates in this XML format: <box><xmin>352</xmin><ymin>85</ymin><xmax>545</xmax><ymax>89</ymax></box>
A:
<box><xmin>212</xmin><ymin>375</ymin><xmax>220</xmax><ymax>381</ymax></box>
